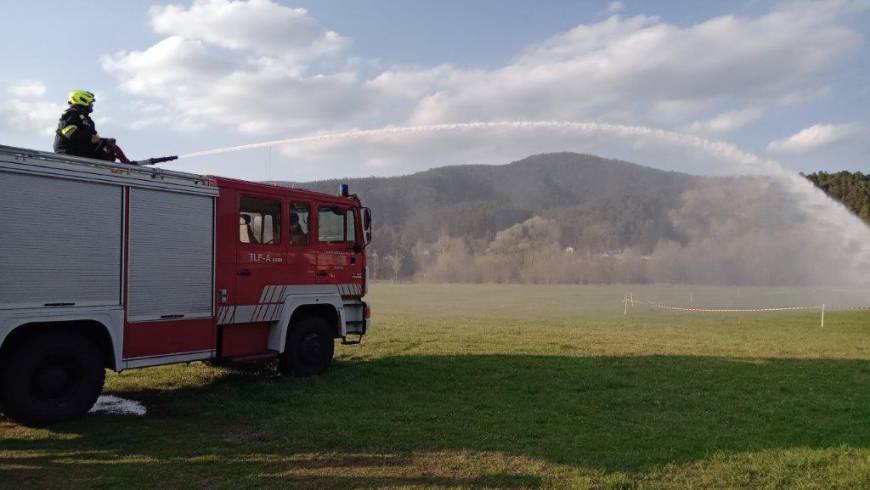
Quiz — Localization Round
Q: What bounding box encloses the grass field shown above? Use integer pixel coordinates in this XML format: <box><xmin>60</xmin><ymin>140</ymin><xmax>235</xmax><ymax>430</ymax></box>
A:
<box><xmin>1</xmin><ymin>283</ymin><xmax>869</xmax><ymax>489</ymax></box>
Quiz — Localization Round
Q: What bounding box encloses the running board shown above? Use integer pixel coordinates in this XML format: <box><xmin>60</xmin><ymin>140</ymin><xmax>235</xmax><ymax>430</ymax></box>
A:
<box><xmin>343</xmin><ymin>319</ymin><xmax>366</xmax><ymax>345</ymax></box>
<box><xmin>341</xmin><ymin>333</ymin><xmax>363</xmax><ymax>345</ymax></box>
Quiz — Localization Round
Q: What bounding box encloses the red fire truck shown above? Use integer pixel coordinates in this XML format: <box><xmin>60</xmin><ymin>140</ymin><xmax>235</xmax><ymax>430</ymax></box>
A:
<box><xmin>0</xmin><ymin>145</ymin><xmax>371</xmax><ymax>426</ymax></box>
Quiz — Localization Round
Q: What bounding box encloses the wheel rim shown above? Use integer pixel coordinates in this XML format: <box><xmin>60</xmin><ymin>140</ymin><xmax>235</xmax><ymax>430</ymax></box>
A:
<box><xmin>299</xmin><ymin>332</ymin><xmax>324</xmax><ymax>368</ymax></box>
<box><xmin>30</xmin><ymin>354</ymin><xmax>81</xmax><ymax>402</ymax></box>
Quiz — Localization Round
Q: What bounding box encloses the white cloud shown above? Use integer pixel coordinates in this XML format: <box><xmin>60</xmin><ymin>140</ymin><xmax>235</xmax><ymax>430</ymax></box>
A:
<box><xmin>0</xmin><ymin>82</ymin><xmax>64</xmax><ymax>136</ymax></box>
<box><xmin>776</xmin><ymin>85</ymin><xmax>832</xmax><ymax>106</ymax></box>
<box><xmin>103</xmin><ymin>40</ymin><xmax>372</xmax><ymax>134</ymax></box>
<box><xmin>150</xmin><ymin>0</ymin><xmax>348</xmax><ymax>64</ymax></box>
<box><xmin>608</xmin><ymin>2</ymin><xmax>625</xmax><ymax>13</ymax></box>
<box><xmin>103</xmin><ymin>2</ymin><xmax>375</xmax><ymax>134</ymax></box>
<box><xmin>685</xmin><ymin>108</ymin><xmax>763</xmax><ymax>134</ymax></box>
<box><xmin>103</xmin><ymin>0</ymin><xmax>869</xmax><ymax>163</ymax></box>
<box><xmin>8</xmin><ymin>81</ymin><xmax>46</xmax><ymax>98</ymax></box>
<box><xmin>650</xmin><ymin>99</ymin><xmax>716</xmax><ymax>123</ymax></box>
<box><xmin>767</xmin><ymin>123</ymin><xmax>869</xmax><ymax>153</ymax></box>
<box><xmin>405</xmin><ymin>2</ymin><xmax>864</xmax><ymax>125</ymax></box>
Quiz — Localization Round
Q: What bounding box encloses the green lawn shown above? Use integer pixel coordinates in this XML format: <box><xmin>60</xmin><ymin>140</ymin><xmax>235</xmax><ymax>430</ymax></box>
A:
<box><xmin>2</xmin><ymin>283</ymin><xmax>869</xmax><ymax>489</ymax></box>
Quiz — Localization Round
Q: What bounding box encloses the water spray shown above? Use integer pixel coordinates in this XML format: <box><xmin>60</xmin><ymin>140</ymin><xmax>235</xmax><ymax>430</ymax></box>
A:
<box><xmin>179</xmin><ymin>120</ymin><xmax>784</xmax><ymax>176</ymax></box>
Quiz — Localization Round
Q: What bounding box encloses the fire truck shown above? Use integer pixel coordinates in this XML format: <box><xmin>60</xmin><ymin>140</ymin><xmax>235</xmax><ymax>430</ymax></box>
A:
<box><xmin>0</xmin><ymin>144</ymin><xmax>371</xmax><ymax>426</ymax></box>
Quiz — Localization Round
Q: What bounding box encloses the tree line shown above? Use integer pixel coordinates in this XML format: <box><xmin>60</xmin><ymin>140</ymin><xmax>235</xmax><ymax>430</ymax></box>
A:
<box><xmin>368</xmin><ymin>178</ymin><xmax>860</xmax><ymax>286</ymax></box>
<box><xmin>803</xmin><ymin>171</ymin><xmax>870</xmax><ymax>224</ymax></box>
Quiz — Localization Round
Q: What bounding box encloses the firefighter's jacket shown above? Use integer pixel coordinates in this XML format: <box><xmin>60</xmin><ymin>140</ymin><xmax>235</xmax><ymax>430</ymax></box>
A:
<box><xmin>53</xmin><ymin>106</ymin><xmax>100</xmax><ymax>158</ymax></box>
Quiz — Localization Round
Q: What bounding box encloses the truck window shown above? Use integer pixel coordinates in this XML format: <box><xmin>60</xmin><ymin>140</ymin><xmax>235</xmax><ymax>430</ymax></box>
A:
<box><xmin>318</xmin><ymin>206</ymin><xmax>349</xmax><ymax>243</ymax></box>
<box><xmin>290</xmin><ymin>202</ymin><xmax>310</xmax><ymax>245</ymax></box>
<box><xmin>240</xmin><ymin>197</ymin><xmax>281</xmax><ymax>245</ymax></box>
<box><xmin>346</xmin><ymin>209</ymin><xmax>357</xmax><ymax>243</ymax></box>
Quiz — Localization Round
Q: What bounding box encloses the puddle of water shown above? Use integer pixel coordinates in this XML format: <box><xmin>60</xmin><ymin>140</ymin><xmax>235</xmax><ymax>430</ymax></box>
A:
<box><xmin>89</xmin><ymin>395</ymin><xmax>147</xmax><ymax>416</ymax></box>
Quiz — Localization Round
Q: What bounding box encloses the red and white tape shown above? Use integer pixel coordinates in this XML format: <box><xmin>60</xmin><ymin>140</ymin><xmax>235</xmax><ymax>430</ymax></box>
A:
<box><xmin>623</xmin><ymin>294</ymin><xmax>869</xmax><ymax>328</ymax></box>
<box><xmin>633</xmin><ymin>299</ymin><xmax>823</xmax><ymax>313</ymax></box>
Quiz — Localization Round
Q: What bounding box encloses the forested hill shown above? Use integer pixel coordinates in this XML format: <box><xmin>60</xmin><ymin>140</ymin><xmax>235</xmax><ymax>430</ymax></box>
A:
<box><xmin>281</xmin><ymin>152</ymin><xmax>698</xmax><ymax>255</ymax></box>
<box><xmin>804</xmin><ymin>171</ymin><xmax>870</xmax><ymax>224</ymax></box>
<box><xmin>276</xmin><ymin>154</ymin><xmax>865</xmax><ymax>284</ymax></box>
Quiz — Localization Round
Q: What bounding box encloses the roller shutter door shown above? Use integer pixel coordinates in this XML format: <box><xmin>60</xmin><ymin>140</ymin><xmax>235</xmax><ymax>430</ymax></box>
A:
<box><xmin>128</xmin><ymin>188</ymin><xmax>214</xmax><ymax>321</ymax></box>
<box><xmin>0</xmin><ymin>171</ymin><xmax>122</xmax><ymax>309</ymax></box>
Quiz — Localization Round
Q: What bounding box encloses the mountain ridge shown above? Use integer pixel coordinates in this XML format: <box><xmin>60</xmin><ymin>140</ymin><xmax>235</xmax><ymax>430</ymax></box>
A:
<box><xmin>275</xmin><ymin>153</ymin><xmax>699</xmax><ymax>278</ymax></box>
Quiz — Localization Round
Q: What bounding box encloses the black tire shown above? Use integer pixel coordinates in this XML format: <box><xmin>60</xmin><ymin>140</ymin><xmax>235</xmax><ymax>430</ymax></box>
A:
<box><xmin>0</xmin><ymin>332</ymin><xmax>105</xmax><ymax>426</ymax></box>
<box><xmin>279</xmin><ymin>316</ymin><xmax>335</xmax><ymax>377</ymax></box>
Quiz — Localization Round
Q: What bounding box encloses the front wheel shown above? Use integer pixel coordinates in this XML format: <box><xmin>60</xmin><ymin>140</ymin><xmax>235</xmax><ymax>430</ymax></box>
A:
<box><xmin>0</xmin><ymin>332</ymin><xmax>105</xmax><ymax>426</ymax></box>
<box><xmin>279</xmin><ymin>316</ymin><xmax>335</xmax><ymax>377</ymax></box>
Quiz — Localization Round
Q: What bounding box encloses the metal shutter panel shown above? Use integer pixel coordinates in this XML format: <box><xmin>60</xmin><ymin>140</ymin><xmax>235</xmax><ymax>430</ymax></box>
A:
<box><xmin>0</xmin><ymin>172</ymin><xmax>121</xmax><ymax>308</ymax></box>
<box><xmin>128</xmin><ymin>188</ymin><xmax>214</xmax><ymax>321</ymax></box>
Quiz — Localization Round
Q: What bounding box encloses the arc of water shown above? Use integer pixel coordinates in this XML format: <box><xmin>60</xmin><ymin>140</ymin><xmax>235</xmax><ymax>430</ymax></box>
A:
<box><xmin>180</xmin><ymin>120</ymin><xmax>782</xmax><ymax>175</ymax></box>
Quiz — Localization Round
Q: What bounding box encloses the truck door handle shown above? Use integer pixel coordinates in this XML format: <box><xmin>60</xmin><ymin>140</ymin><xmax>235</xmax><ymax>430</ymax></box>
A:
<box><xmin>317</xmin><ymin>270</ymin><xmax>328</xmax><ymax>277</ymax></box>
<box><xmin>350</xmin><ymin>257</ymin><xmax>357</xmax><ymax>264</ymax></box>
<box><xmin>237</xmin><ymin>269</ymin><xmax>252</xmax><ymax>277</ymax></box>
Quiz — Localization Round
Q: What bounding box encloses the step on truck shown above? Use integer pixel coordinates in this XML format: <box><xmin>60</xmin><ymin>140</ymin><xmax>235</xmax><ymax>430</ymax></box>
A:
<box><xmin>0</xmin><ymin>144</ymin><xmax>372</xmax><ymax>426</ymax></box>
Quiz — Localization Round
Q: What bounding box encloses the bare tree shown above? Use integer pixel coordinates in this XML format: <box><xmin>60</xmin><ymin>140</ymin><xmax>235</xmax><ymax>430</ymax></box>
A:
<box><xmin>385</xmin><ymin>250</ymin><xmax>405</xmax><ymax>283</ymax></box>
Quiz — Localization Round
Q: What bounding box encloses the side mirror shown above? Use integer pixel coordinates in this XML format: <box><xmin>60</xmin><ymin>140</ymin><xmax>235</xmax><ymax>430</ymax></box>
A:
<box><xmin>362</xmin><ymin>207</ymin><xmax>373</xmax><ymax>245</ymax></box>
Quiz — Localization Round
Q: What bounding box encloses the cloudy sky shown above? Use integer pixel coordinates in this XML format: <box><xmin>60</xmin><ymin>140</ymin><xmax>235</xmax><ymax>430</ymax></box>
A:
<box><xmin>1</xmin><ymin>0</ymin><xmax>868</xmax><ymax>180</ymax></box>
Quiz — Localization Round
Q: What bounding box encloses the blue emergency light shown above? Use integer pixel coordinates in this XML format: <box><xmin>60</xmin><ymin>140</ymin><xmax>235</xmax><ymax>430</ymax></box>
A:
<box><xmin>340</xmin><ymin>183</ymin><xmax>350</xmax><ymax>197</ymax></box>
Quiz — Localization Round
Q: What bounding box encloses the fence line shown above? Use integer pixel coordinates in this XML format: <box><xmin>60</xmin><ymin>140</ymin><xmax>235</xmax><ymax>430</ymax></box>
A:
<box><xmin>622</xmin><ymin>295</ymin><xmax>838</xmax><ymax>328</ymax></box>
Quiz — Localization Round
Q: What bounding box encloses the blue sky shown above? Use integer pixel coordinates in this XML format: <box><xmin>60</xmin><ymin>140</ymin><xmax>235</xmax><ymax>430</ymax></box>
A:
<box><xmin>1</xmin><ymin>0</ymin><xmax>868</xmax><ymax>180</ymax></box>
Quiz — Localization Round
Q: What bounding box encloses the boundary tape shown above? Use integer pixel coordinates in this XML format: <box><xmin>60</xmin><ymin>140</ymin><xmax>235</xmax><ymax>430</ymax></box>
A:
<box><xmin>632</xmin><ymin>299</ymin><xmax>823</xmax><ymax>313</ymax></box>
<box><xmin>621</xmin><ymin>293</ymin><xmax>867</xmax><ymax>328</ymax></box>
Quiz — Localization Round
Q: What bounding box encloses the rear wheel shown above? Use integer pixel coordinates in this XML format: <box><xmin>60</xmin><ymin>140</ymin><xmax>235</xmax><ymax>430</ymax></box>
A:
<box><xmin>0</xmin><ymin>332</ymin><xmax>105</xmax><ymax>426</ymax></box>
<box><xmin>279</xmin><ymin>316</ymin><xmax>335</xmax><ymax>377</ymax></box>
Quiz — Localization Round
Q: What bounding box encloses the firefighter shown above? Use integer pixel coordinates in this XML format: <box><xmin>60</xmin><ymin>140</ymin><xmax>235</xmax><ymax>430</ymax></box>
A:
<box><xmin>53</xmin><ymin>89</ymin><xmax>124</xmax><ymax>162</ymax></box>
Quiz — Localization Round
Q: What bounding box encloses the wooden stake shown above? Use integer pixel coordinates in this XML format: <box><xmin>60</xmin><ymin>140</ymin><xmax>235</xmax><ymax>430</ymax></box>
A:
<box><xmin>821</xmin><ymin>304</ymin><xmax>825</xmax><ymax>329</ymax></box>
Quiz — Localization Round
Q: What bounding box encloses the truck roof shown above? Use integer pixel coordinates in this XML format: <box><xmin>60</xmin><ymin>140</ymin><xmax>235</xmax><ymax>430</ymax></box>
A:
<box><xmin>212</xmin><ymin>176</ymin><xmax>361</xmax><ymax>205</ymax></box>
<box><xmin>1</xmin><ymin>144</ymin><xmax>215</xmax><ymax>196</ymax></box>
<box><xmin>0</xmin><ymin>145</ymin><xmax>359</xmax><ymax>205</ymax></box>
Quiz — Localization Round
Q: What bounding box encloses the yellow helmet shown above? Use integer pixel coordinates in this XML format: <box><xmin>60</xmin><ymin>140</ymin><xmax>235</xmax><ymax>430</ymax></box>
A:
<box><xmin>68</xmin><ymin>89</ymin><xmax>95</xmax><ymax>107</ymax></box>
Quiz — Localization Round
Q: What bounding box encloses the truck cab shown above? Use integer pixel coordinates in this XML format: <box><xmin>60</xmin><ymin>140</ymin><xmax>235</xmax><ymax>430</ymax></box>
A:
<box><xmin>214</xmin><ymin>178</ymin><xmax>371</xmax><ymax>367</ymax></box>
